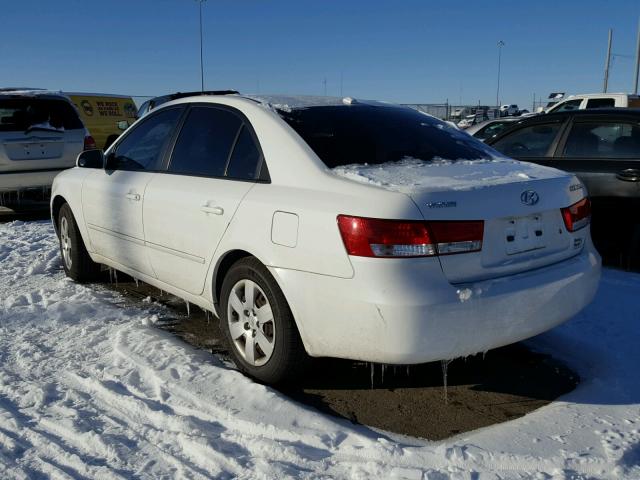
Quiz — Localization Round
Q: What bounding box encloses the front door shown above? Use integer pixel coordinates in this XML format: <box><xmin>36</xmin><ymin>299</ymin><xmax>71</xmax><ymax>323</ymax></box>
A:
<box><xmin>82</xmin><ymin>106</ymin><xmax>184</xmax><ymax>276</ymax></box>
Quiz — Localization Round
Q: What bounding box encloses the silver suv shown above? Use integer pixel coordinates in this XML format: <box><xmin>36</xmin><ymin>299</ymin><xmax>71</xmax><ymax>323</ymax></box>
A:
<box><xmin>0</xmin><ymin>90</ymin><xmax>92</xmax><ymax>207</ymax></box>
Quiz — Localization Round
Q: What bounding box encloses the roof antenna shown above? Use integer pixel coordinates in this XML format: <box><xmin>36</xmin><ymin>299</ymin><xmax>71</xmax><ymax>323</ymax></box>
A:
<box><xmin>196</xmin><ymin>0</ymin><xmax>207</xmax><ymax>92</ymax></box>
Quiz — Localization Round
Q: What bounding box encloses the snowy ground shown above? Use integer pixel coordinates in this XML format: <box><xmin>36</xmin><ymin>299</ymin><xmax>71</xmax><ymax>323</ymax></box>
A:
<box><xmin>0</xmin><ymin>220</ymin><xmax>639</xmax><ymax>480</ymax></box>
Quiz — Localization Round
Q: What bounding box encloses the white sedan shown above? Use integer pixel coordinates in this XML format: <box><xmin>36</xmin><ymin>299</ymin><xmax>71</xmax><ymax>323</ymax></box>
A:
<box><xmin>51</xmin><ymin>94</ymin><xmax>601</xmax><ymax>384</ymax></box>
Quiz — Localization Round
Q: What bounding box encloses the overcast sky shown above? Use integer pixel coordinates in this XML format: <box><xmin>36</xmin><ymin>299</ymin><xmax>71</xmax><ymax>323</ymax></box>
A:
<box><xmin>2</xmin><ymin>0</ymin><xmax>640</xmax><ymax>109</ymax></box>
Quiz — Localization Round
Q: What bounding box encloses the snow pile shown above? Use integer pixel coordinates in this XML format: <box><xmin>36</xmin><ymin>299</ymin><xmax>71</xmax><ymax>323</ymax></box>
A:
<box><xmin>1</xmin><ymin>220</ymin><xmax>639</xmax><ymax>479</ymax></box>
<box><xmin>332</xmin><ymin>157</ymin><xmax>569</xmax><ymax>194</ymax></box>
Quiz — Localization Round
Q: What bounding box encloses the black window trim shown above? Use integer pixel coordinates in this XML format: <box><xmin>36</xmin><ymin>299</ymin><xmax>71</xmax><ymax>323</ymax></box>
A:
<box><xmin>163</xmin><ymin>102</ymin><xmax>270</xmax><ymax>184</ymax></box>
<box><xmin>107</xmin><ymin>105</ymin><xmax>187</xmax><ymax>173</ymax></box>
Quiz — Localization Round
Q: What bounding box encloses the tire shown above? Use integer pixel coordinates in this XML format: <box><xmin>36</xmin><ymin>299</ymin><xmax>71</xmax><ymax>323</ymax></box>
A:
<box><xmin>57</xmin><ymin>203</ymin><xmax>101</xmax><ymax>282</ymax></box>
<box><xmin>220</xmin><ymin>257</ymin><xmax>308</xmax><ymax>384</ymax></box>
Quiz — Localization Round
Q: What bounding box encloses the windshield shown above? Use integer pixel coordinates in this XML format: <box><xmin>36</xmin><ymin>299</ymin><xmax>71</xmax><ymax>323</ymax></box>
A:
<box><xmin>0</xmin><ymin>98</ymin><xmax>83</xmax><ymax>132</ymax></box>
<box><xmin>276</xmin><ymin>105</ymin><xmax>496</xmax><ymax>168</ymax></box>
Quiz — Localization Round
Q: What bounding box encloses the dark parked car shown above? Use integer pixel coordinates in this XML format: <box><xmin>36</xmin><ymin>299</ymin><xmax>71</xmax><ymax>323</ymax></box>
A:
<box><xmin>486</xmin><ymin>109</ymin><xmax>640</xmax><ymax>268</ymax></box>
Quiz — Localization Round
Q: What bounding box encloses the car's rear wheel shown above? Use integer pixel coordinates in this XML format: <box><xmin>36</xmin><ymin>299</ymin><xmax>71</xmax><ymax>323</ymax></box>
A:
<box><xmin>220</xmin><ymin>257</ymin><xmax>308</xmax><ymax>384</ymax></box>
<box><xmin>58</xmin><ymin>203</ymin><xmax>101</xmax><ymax>282</ymax></box>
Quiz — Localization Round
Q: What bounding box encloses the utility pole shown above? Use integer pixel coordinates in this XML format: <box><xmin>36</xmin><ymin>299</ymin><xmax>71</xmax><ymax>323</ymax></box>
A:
<box><xmin>496</xmin><ymin>40</ymin><xmax>505</xmax><ymax>110</ymax></box>
<box><xmin>603</xmin><ymin>28</ymin><xmax>613</xmax><ymax>93</ymax></box>
<box><xmin>533</xmin><ymin>92</ymin><xmax>536</xmax><ymax>112</ymax></box>
<box><xmin>196</xmin><ymin>0</ymin><xmax>207</xmax><ymax>92</ymax></box>
<box><xmin>634</xmin><ymin>18</ymin><xmax>640</xmax><ymax>94</ymax></box>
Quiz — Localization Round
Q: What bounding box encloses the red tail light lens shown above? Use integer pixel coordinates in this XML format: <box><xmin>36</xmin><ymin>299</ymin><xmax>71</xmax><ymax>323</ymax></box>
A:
<box><xmin>337</xmin><ymin>215</ymin><xmax>484</xmax><ymax>258</ymax></box>
<box><xmin>83</xmin><ymin>135</ymin><xmax>97</xmax><ymax>150</ymax></box>
<box><xmin>561</xmin><ymin>198</ymin><xmax>591</xmax><ymax>232</ymax></box>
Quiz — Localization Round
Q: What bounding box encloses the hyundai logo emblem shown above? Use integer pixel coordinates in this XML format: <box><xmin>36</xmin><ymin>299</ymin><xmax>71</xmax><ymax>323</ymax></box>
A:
<box><xmin>521</xmin><ymin>190</ymin><xmax>539</xmax><ymax>206</ymax></box>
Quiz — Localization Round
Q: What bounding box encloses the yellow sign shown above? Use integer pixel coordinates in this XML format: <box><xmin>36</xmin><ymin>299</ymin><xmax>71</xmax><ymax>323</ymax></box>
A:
<box><xmin>66</xmin><ymin>93</ymin><xmax>138</xmax><ymax>150</ymax></box>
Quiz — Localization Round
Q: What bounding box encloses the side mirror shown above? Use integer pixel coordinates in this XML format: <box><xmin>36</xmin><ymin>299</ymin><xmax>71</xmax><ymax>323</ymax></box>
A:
<box><xmin>76</xmin><ymin>149</ymin><xmax>104</xmax><ymax>169</ymax></box>
<box><xmin>117</xmin><ymin>120</ymin><xmax>129</xmax><ymax>131</ymax></box>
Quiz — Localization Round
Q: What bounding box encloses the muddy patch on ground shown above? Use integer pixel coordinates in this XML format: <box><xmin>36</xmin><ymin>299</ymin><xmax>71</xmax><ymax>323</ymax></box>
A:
<box><xmin>105</xmin><ymin>277</ymin><xmax>577</xmax><ymax>440</ymax></box>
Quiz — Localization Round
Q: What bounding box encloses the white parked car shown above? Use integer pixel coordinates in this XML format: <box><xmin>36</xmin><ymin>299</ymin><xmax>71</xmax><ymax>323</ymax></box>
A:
<box><xmin>500</xmin><ymin>104</ymin><xmax>519</xmax><ymax>116</ymax></box>
<box><xmin>51</xmin><ymin>94</ymin><xmax>601</xmax><ymax>384</ymax></box>
<box><xmin>0</xmin><ymin>89</ymin><xmax>94</xmax><ymax>206</ymax></box>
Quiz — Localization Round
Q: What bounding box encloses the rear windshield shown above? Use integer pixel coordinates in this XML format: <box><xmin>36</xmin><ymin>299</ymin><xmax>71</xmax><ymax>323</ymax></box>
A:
<box><xmin>0</xmin><ymin>98</ymin><xmax>83</xmax><ymax>132</ymax></box>
<box><xmin>276</xmin><ymin>105</ymin><xmax>495</xmax><ymax>168</ymax></box>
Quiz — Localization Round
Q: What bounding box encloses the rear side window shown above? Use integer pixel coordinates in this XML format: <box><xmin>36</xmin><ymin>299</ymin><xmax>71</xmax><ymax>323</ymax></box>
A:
<box><xmin>169</xmin><ymin>106</ymin><xmax>242</xmax><ymax>177</ymax></box>
<box><xmin>585</xmin><ymin>98</ymin><xmax>615</xmax><ymax>109</ymax></box>
<box><xmin>563</xmin><ymin>121</ymin><xmax>640</xmax><ymax>158</ymax></box>
<box><xmin>491</xmin><ymin>123</ymin><xmax>561</xmax><ymax>157</ymax></box>
<box><xmin>112</xmin><ymin>107</ymin><xmax>182</xmax><ymax>171</ymax></box>
<box><xmin>277</xmin><ymin>105</ymin><xmax>494</xmax><ymax>168</ymax></box>
<box><xmin>550</xmin><ymin>99</ymin><xmax>582</xmax><ymax>113</ymax></box>
<box><xmin>0</xmin><ymin>98</ymin><xmax>83</xmax><ymax>132</ymax></box>
<box><xmin>226</xmin><ymin>126</ymin><xmax>262</xmax><ymax>180</ymax></box>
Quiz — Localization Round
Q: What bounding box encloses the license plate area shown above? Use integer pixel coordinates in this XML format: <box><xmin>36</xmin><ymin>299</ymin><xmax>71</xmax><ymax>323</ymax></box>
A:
<box><xmin>504</xmin><ymin>214</ymin><xmax>546</xmax><ymax>255</ymax></box>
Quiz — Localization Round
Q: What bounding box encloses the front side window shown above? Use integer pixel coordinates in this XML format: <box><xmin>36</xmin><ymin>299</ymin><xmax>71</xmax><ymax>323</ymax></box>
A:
<box><xmin>169</xmin><ymin>106</ymin><xmax>242</xmax><ymax>177</ymax></box>
<box><xmin>112</xmin><ymin>107</ymin><xmax>182</xmax><ymax>171</ymax></box>
<box><xmin>492</xmin><ymin>123</ymin><xmax>561</xmax><ymax>157</ymax></box>
<box><xmin>276</xmin><ymin>105</ymin><xmax>495</xmax><ymax>168</ymax></box>
<box><xmin>474</xmin><ymin>121</ymin><xmax>513</xmax><ymax>141</ymax></box>
<box><xmin>563</xmin><ymin>121</ymin><xmax>640</xmax><ymax>158</ymax></box>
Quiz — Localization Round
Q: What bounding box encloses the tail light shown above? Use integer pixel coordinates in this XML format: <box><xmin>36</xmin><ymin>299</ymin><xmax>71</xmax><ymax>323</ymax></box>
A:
<box><xmin>336</xmin><ymin>215</ymin><xmax>483</xmax><ymax>258</ymax></box>
<box><xmin>561</xmin><ymin>198</ymin><xmax>591</xmax><ymax>232</ymax></box>
<box><xmin>83</xmin><ymin>135</ymin><xmax>97</xmax><ymax>150</ymax></box>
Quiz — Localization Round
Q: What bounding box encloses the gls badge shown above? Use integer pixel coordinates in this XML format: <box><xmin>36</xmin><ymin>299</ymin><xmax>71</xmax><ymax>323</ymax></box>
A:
<box><xmin>520</xmin><ymin>190</ymin><xmax>539</xmax><ymax>206</ymax></box>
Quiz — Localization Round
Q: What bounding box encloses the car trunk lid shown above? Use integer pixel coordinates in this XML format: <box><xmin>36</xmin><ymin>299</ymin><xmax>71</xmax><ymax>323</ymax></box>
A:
<box><xmin>333</xmin><ymin>158</ymin><xmax>589</xmax><ymax>283</ymax></box>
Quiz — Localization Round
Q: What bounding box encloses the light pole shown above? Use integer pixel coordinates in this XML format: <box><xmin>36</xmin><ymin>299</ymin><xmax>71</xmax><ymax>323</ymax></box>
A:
<box><xmin>496</xmin><ymin>40</ymin><xmax>505</xmax><ymax>113</ymax></box>
<box><xmin>196</xmin><ymin>0</ymin><xmax>207</xmax><ymax>92</ymax></box>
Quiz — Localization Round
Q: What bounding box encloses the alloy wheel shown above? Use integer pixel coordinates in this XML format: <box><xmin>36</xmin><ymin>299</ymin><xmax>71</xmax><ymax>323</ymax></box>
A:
<box><xmin>60</xmin><ymin>216</ymin><xmax>72</xmax><ymax>270</ymax></box>
<box><xmin>227</xmin><ymin>279</ymin><xmax>275</xmax><ymax>367</ymax></box>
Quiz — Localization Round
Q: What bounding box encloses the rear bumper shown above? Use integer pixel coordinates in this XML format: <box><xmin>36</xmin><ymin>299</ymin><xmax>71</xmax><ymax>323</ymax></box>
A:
<box><xmin>0</xmin><ymin>168</ymin><xmax>66</xmax><ymax>193</ymax></box>
<box><xmin>272</xmin><ymin>241</ymin><xmax>601</xmax><ymax>363</ymax></box>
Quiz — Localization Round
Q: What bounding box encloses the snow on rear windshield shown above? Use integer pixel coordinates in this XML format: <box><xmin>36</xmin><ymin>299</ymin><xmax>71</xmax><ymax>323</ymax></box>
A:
<box><xmin>276</xmin><ymin>104</ymin><xmax>498</xmax><ymax>168</ymax></box>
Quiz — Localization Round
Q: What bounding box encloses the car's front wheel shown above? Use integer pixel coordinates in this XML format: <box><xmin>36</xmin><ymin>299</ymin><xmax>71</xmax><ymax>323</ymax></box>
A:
<box><xmin>220</xmin><ymin>257</ymin><xmax>308</xmax><ymax>384</ymax></box>
<box><xmin>57</xmin><ymin>203</ymin><xmax>101</xmax><ymax>282</ymax></box>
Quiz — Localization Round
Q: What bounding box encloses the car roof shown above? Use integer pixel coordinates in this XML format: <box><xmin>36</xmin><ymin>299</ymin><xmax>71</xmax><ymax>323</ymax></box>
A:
<box><xmin>150</xmin><ymin>90</ymin><xmax>399</xmax><ymax>110</ymax></box>
<box><xmin>534</xmin><ymin>108</ymin><xmax>640</xmax><ymax>120</ymax></box>
<box><xmin>565</xmin><ymin>92</ymin><xmax>637</xmax><ymax>99</ymax></box>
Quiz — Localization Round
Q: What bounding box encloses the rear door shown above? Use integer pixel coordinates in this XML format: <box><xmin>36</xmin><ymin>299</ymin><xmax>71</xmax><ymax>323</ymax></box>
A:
<box><xmin>550</xmin><ymin>115</ymin><xmax>640</xmax><ymax>198</ymax></box>
<box><xmin>0</xmin><ymin>97</ymin><xmax>84</xmax><ymax>174</ymax></box>
<box><xmin>82</xmin><ymin>106</ymin><xmax>184</xmax><ymax>276</ymax></box>
<box><xmin>143</xmin><ymin>105</ymin><xmax>264</xmax><ymax>295</ymax></box>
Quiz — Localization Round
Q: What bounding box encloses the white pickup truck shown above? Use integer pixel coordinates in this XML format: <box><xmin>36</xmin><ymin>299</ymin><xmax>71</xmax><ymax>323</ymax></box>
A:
<box><xmin>546</xmin><ymin>93</ymin><xmax>640</xmax><ymax>113</ymax></box>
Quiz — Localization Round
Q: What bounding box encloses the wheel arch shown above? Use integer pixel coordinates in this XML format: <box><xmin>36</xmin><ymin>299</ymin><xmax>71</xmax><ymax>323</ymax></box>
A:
<box><xmin>211</xmin><ymin>249</ymin><xmax>311</xmax><ymax>354</ymax></box>
<box><xmin>51</xmin><ymin>194</ymin><xmax>68</xmax><ymax>235</ymax></box>
<box><xmin>212</xmin><ymin>249</ymin><xmax>254</xmax><ymax>307</ymax></box>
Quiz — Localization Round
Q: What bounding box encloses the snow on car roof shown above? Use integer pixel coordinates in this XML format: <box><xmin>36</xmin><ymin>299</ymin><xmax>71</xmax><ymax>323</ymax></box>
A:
<box><xmin>244</xmin><ymin>94</ymin><xmax>392</xmax><ymax>112</ymax></box>
<box><xmin>0</xmin><ymin>89</ymin><xmax>70</xmax><ymax>99</ymax></box>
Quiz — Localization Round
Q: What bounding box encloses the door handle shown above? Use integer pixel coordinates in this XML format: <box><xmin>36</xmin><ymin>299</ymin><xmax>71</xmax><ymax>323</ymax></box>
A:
<box><xmin>125</xmin><ymin>193</ymin><xmax>141</xmax><ymax>201</ymax></box>
<box><xmin>201</xmin><ymin>204</ymin><xmax>224</xmax><ymax>215</ymax></box>
<box><xmin>616</xmin><ymin>169</ymin><xmax>640</xmax><ymax>182</ymax></box>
